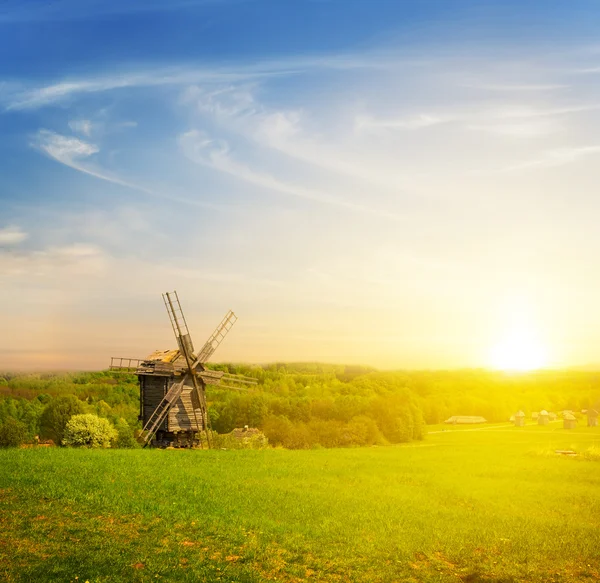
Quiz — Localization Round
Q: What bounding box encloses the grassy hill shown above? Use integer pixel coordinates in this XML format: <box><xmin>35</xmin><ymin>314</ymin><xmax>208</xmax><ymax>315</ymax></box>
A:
<box><xmin>1</xmin><ymin>423</ymin><xmax>599</xmax><ymax>582</ymax></box>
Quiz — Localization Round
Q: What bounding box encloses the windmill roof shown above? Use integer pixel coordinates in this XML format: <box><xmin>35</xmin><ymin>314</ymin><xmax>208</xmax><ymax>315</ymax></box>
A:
<box><xmin>145</xmin><ymin>349</ymin><xmax>180</xmax><ymax>363</ymax></box>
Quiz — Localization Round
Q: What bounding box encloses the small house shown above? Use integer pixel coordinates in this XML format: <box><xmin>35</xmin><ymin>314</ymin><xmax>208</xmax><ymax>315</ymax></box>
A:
<box><xmin>538</xmin><ymin>410</ymin><xmax>549</xmax><ymax>426</ymax></box>
<box><xmin>514</xmin><ymin>410</ymin><xmax>525</xmax><ymax>427</ymax></box>
<box><xmin>444</xmin><ymin>415</ymin><xmax>487</xmax><ymax>425</ymax></box>
<box><xmin>587</xmin><ymin>409</ymin><xmax>598</xmax><ymax>427</ymax></box>
<box><xmin>548</xmin><ymin>412</ymin><xmax>557</xmax><ymax>421</ymax></box>
<box><xmin>563</xmin><ymin>413</ymin><xmax>577</xmax><ymax>430</ymax></box>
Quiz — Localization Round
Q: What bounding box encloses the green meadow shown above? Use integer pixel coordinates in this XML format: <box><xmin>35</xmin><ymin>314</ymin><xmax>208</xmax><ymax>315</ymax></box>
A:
<box><xmin>1</xmin><ymin>423</ymin><xmax>599</xmax><ymax>583</ymax></box>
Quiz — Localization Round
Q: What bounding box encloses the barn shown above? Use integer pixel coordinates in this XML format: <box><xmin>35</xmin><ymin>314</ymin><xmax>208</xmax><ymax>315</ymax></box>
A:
<box><xmin>444</xmin><ymin>415</ymin><xmax>487</xmax><ymax>425</ymax></box>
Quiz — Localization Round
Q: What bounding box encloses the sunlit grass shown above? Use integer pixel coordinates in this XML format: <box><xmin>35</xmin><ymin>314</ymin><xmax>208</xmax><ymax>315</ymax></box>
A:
<box><xmin>1</xmin><ymin>425</ymin><xmax>599</xmax><ymax>582</ymax></box>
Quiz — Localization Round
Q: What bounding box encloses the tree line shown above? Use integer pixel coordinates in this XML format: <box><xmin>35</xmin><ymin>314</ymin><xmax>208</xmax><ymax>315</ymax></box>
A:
<box><xmin>1</xmin><ymin>365</ymin><xmax>599</xmax><ymax>448</ymax></box>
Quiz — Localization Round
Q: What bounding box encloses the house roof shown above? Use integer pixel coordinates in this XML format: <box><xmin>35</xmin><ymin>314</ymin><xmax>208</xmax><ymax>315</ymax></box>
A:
<box><xmin>444</xmin><ymin>415</ymin><xmax>487</xmax><ymax>424</ymax></box>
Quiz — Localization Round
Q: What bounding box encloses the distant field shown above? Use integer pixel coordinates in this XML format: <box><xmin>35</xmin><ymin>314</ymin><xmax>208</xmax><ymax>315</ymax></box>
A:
<box><xmin>1</xmin><ymin>424</ymin><xmax>599</xmax><ymax>583</ymax></box>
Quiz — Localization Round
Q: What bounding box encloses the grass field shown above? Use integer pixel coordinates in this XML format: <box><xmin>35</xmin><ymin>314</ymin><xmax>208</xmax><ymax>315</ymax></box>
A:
<box><xmin>1</xmin><ymin>423</ymin><xmax>599</xmax><ymax>583</ymax></box>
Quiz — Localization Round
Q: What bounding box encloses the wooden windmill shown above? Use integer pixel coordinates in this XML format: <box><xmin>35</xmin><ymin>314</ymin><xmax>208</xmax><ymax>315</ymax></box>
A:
<box><xmin>110</xmin><ymin>291</ymin><xmax>256</xmax><ymax>448</ymax></box>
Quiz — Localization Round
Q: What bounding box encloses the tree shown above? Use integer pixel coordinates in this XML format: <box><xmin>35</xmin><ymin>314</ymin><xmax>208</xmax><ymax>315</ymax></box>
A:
<box><xmin>39</xmin><ymin>395</ymin><xmax>86</xmax><ymax>444</ymax></box>
<box><xmin>62</xmin><ymin>414</ymin><xmax>117</xmax><ymax>448</ymax></box>
<box><xmin>0</xmin><ymin>418</ymin><xmax>28</xmax><ymax>447</ymax></box>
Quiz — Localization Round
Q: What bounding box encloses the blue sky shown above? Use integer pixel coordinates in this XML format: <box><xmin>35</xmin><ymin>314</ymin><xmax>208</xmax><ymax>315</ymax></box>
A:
<box><xmin>3</xmin><ymin>0</ymin><xmax>600</xmax><ymax>370</ymax></box>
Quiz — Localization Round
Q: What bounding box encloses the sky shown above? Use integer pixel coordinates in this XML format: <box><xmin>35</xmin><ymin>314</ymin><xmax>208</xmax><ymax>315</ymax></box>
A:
<box><xmin>3</xmin><ymin>0</ymin><xmax>600</xmax><ymax>370</ymax></box>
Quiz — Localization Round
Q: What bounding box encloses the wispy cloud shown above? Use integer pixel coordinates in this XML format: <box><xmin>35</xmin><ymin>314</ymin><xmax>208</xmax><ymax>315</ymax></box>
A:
<box><xmin>33</xmin><ymin>129</ymin><xmax>131</xmax><ymax>187</ymax></box>
<box><xmin>505</xmin><ymin>145</ymin><xmax>600</xmax><ymax>171</ymax></box>
<box><xmin>464</xmin><ymin>83</ymin><xmax>569</xmax><ymax>92</ymax></box>
<box><xmin>468</xmin><ymin>119</ymin><xmax>561</xmax><ymax>138</ymax></box>
<box><xmin>0</xmin><ymin>243</ymin><xmax>108</xmax><ymax>278</ymax></box>
<box><xmin>178</xmin><ymin>129</ymin><xmax>405</xmax><ymax>221</ymax></box>
<box><xmin>32</xmin><ymin>129</ymin><xmax>234</xmax><ymax>211</ymax></box>
<box><xmin>355</xmin><ymin>113</ymin><xmax>452</xmax><ymax>132</ymax></box>
<box><xmin>0</xmin><ymin>225</ymin><xmax>28</xmax><ymax>245</ymax></box>
<box><xmin>3</xmin><ymin>53</ymin><xmax>407</xmax><ymax>111</ymax></box>
<box><xmin>182</xmin><ymin>84</ymin><xmax>422</xmax><ymax>192</ymax></box>
<box><xmin>68</xmin><ymin>119</ymin><xmax>94</xmax><ymax>136</ymax></box>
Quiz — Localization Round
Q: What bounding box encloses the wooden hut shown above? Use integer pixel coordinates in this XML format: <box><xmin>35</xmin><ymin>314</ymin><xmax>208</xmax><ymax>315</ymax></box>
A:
<box><xmin>444</xmin><ymin>415</ymin><xmax>487</xmax><ymax>425</ymax></box>
<box><xmin>587</xmin><ymin>409</ymin><xmax>598</xmax><ymax>427</ymax></box>
<box><xmin>514</xmin><ymin>410</ymin><xmax>525</xmax><ymax>427</ymax></box>
<box><xmin>563</xmin><ymin>412</ymin><xmax>577</xmax><ymax>430</ymax></box>
<box><xmin>548</xmin><ymin>412</ymin><xmax>557</xmax><ymax>421</ymax></box>
<box><xmin>538</xmin><ymin>410</ymin><xmax>549</xmax><ymax>426</ymax></box>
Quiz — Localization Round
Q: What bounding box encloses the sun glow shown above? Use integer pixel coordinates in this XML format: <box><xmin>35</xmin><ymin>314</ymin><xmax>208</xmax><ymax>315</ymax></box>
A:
<box><xmin>489</xmin><ymin>325</ymin><xmax>549</xmax><ymax>372</ymax></box>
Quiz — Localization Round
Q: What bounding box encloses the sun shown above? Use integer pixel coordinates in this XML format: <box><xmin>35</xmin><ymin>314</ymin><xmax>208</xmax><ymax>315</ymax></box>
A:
<box><xmin>489</xmin><ymin>326</ymin><xmax>549</xmax><ymax>372</ymax></box>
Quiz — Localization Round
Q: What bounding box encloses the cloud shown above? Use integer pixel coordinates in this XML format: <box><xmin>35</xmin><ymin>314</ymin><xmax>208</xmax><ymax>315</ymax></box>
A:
<box><xmin>68</xmin><ymin>119</ymin><xmax>94</xmax><ymax>136</ymax></box>
<box><xmin>33</xmin><ymin>129</ymin><xmax>156</xmax><ymax>192</ymax></box>
<box><xmin>4</xmin><ymin>52</ymin><xmax>402</xmax><ymax>111</ymax></box>
<box><xmin>355</xmin><ymin>113</ymin><xmax>452</xmax><ymax>132</ymax></box>
<box><xmin>178</xmin><ymin>129</ymin><xmax>404</xmax><ymax>220</ymax></box>
<box><xmin>494</xmin><ymin>104</ymin><xmax>600</xmax><ymax>119</ymax></box>
<box><xmin>465</xmin><ymin>83</ymin><xmax>569</xmax><ymax>92</ymax></box>
<box><xmin>468</xmin><ymin>119</ymin><xmax>561</xmax><ymax>138</ymax></box>
<box><xmin>32</xmin><ymin>130</ymin><xmax>138</xmax><ymax>188</ymax></box>
<box><xmin>182</xmin><ymin>84</ymin><xmax>423</xmax><ymax>192</ymax></box>
<box><xmin>0</xmin><ymin>225</ymin><xmax>28</xmax><ymax>245</ymax></box>
<box><xmin>0</xmin><ymin>243</ymin><xmax>108</xmax><ymax>278</ymax></box>
<box><xmin>505</xmin><ymin>145</ymin><xmax>600</xmax><ymax>172</ymax></box>
<box><xmin>31</xmin><ymin>130</ymin><xmax>236</xmax><ymax>211</ymax></box>
<box><xmin>36</xmin><ymin>130</ymin><xmax>99</xmax><ymax>164</ymax></box>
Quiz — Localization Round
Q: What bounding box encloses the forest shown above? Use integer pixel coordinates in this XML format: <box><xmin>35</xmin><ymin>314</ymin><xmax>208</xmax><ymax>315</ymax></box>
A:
<box><xmin>1</xmin><ymin>363</ymin><xmax>599</xmax><ymax>449</ymax></box>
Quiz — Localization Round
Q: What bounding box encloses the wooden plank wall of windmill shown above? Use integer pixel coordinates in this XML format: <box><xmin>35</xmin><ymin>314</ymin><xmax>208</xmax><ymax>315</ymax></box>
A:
<box><xmin>140</xmin><ymin>375</ymin><xmax>169</xmax><ymax>432</ymax></box>
<box><xmin>168</xmin><ymin>385</ymin><xmax>204</xmax><ymax>432</ymax></box>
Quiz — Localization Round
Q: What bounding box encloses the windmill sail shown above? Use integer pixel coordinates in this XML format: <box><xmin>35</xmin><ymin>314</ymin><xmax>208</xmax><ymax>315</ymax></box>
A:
<box><xmin>163</xmin><ymin>291</ymin><xmax>196</xmax><ymax>362</ymax></box>
<box><xmin>195</xmin><ymin>310</ymin><xmax>237</xmax><ymax>365</ymax></box>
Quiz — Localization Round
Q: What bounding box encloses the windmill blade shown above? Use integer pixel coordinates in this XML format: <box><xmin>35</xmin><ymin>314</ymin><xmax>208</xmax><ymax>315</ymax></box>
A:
<box><xmin>162</xmin><ymin>291</ymin><xmax>196</xmax><ymax>363</ymax></box>
<box><xmin>163</xmin><ymin>291</ymin><xmax>211</xmax><ymax>447</ymax></box>
<box><xmin>109</xmin><ymin>357</ymin><xmax>143</xmax><ymax>372</ymax></box>
<box><xmin>198</xmin><ymin>370</ymin><xmax>257</xmax><ymax>392</ymax></box>
<box><xmin>195</xmin><ymin>310</ymin><xmax>237</xmax><ymax>364</ymax></box>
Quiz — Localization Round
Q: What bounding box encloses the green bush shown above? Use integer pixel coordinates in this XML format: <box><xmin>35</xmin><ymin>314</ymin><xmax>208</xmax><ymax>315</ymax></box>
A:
<box><xmin>40</xmin><ymin>395</ymin><xmax>86</xmax><ymax>445</ymax></box>
<box><xmin>62</xmin><ymin>414</ymin><xmax>117</xmax><ymax>448</ymax></box>
<box><xmin>0</xmin><ymin>418</ymin><xmax>28</xmax><ymax>447</ymax></box>
<box><xmin>211</xmin><ymin>430</ymin><xmax>268</xmax><ymax>450</ymax></box>
<box><xmin>112</xmin><ymin>418</ymin><xmax>139</xmax><ymax>448</ymax></box>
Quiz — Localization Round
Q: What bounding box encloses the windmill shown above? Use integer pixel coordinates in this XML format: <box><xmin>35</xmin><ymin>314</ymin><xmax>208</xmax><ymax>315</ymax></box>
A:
<box><xmin>110</xmin><ymin>291</ymin><xmax>256</xmax><ymax>448</ymax></box>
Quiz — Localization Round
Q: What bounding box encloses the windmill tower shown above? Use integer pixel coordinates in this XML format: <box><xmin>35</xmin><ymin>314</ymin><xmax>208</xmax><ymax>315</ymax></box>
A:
<box><xmin>110</xmin><ymin>291</ymin><xmax>256</xmax><ymax>448</ymax></box>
